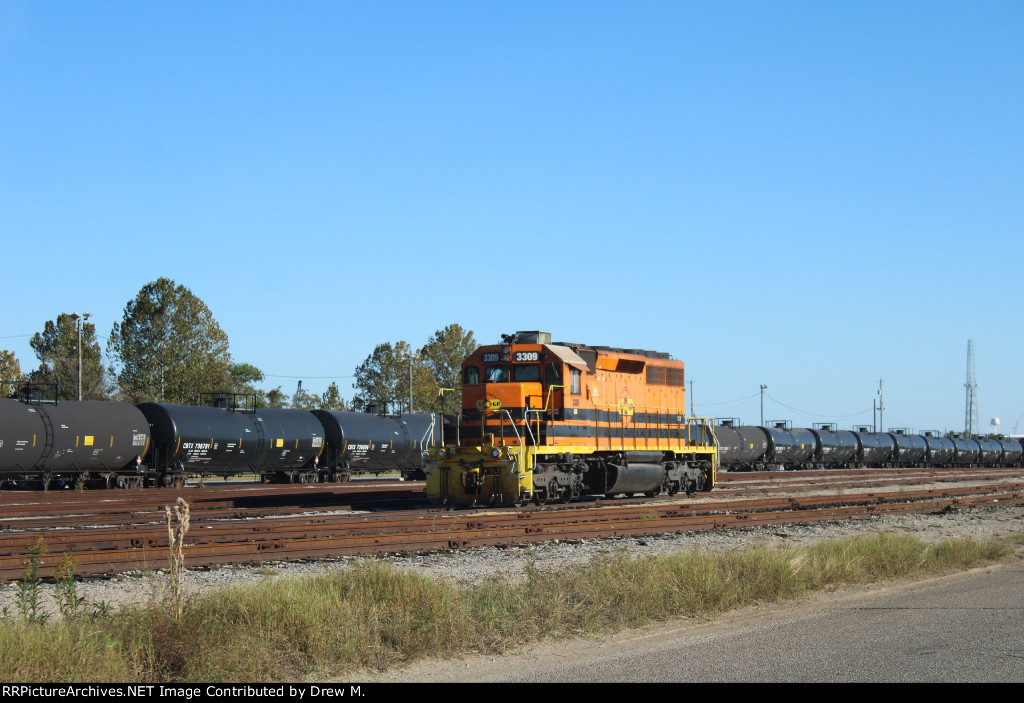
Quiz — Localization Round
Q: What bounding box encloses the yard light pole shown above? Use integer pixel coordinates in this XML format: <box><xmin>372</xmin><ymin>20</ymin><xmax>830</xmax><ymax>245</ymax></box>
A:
<box><xmin>71</xmin><ymin>312</ymin><xmax>92</xmax><ymax>401</ymax></box>
<box><xmin>760</xmin><ymin>384</ymin><xmax>768</xmax><ymax>426</ymax></box>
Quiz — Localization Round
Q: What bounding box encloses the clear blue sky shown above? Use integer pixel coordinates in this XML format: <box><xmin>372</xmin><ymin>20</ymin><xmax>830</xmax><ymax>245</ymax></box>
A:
<box><xmin>1</xmin><ymin>1</ymin><xmax>1021</xmax><ymax>433</ymax></box>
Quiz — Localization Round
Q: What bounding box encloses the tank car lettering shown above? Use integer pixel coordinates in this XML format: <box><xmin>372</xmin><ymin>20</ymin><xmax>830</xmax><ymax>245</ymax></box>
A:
<box><xmin>132</xmin><ymin>433</ymin><xmax>147</xmax><ymax>447</ymax></box>
<box><xmin>84</xmin><ymin>436</ymin><xmax>94</xmax><ymax>446</ymax></box>
<box><xmin>312</xmin><ymin>437</ymin><xmax>323</xmax><ymax>448</ymax></box>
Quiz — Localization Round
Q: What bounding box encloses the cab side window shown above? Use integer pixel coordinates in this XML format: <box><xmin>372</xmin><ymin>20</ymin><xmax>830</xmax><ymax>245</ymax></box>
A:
<box><xmin>464</xmin><ymin>366</ymin><xmax>480</xmax><ymax>384</ymax></box>
<box><xmin>570</xmin><ymin>368</ymin><xmax>581</xmax><ymax>394</ymax></box>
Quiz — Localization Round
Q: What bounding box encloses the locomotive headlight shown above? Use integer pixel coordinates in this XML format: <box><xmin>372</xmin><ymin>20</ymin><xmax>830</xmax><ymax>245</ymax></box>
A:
<box><xmin>437</xmin><ymin>450</ymin><xmax>446</xmax><ymax>459</ymax></box>
<box><xmin>491</xmin><ymin>448</ymin><xmax>501</xmax><ymax>458</ymax></box>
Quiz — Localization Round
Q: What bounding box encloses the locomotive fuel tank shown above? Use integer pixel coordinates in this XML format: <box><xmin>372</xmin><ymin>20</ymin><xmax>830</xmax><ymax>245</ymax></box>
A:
<box><xmin>593</xmin><ymin>462</ymin><xmax>665</xmax><ymax>495</ymax></box>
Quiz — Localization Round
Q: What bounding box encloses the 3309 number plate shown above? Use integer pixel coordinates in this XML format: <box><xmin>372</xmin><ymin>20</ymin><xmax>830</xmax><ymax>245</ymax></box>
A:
<box><xmin>513</xmin><ymin>351</ymin><xmax>539</xmax><ymax>362</ymax></box>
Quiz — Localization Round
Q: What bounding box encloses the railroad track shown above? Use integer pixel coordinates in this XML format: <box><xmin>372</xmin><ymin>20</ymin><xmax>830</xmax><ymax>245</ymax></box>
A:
<box><xmin>2</xmin><ymin>468</ymin><xmax>1023</xmax><ymax>581</ymax></box>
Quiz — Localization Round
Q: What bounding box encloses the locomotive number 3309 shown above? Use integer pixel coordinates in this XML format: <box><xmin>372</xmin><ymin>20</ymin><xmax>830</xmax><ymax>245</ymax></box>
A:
<box><xmin>514</xmin><ymin>351</ymin><xmax>539</xmax><ymax>362</ymax></box>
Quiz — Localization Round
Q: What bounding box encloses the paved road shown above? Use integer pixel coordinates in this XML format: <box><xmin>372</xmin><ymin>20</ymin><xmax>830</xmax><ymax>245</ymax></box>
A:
<box><xmin>389</xmin><ymin>561</ymin><xmax>1024</xmax><ymax>682</ymax></box>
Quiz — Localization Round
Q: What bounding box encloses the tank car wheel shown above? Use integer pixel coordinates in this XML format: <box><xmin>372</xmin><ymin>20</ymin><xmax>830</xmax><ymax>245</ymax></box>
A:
<box><xmin>116</xmin><ymin>476</ymin><xmax>128</xmax><ymax>490</ymax></box>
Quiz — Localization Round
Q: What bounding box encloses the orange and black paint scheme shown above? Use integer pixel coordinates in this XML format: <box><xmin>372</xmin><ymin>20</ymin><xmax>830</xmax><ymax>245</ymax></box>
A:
<box><xmin>425</xmin><ymin>331</ymin><xmax>717</xmax><ymax>506</ymax></box>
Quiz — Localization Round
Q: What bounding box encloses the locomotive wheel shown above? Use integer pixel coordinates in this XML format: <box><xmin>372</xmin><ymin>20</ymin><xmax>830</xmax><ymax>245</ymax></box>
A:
<box><xmin>532</xmin><ymin>488</ymin><xmax>546</xmax><ymax>506</ymax></box>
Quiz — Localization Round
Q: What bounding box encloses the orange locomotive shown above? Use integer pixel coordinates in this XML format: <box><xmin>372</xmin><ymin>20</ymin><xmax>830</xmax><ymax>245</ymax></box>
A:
<box><xmin>424</xmin><ymin>331</ymin><xmax>717</xmax><ymax>506</ymax></box>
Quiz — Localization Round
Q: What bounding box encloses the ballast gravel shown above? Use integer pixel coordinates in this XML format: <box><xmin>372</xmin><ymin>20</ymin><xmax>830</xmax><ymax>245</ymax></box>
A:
<box><xmin>2</xmin><ymin>500</ymin><xmax>1023</xmax><ymax>619</ymax></box>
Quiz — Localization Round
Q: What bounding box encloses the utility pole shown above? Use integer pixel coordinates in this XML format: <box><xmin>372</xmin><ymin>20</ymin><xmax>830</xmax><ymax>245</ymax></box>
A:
<box><xmin>964</xmin><ymin>339</ymin><xmax>978</xmax><ymax>437</ymax></box>
<box><xmin>760</xmin><ymin>384</ymin><xmax>768</xmax><ymax>426</ymax></box>
<box><xmin>688</xmin><ymin>379</ymin><xmax>694</xmax><ymax>416</ymax></box>
<box><xmin>71</xmin><ymin>312</ymin><xmax>92</xmax><ymax>401</ymax></box>
<box><xmin>877</xmin><ymin>378</ymin><xmax>884</xmax><ymax>433</ymax></box>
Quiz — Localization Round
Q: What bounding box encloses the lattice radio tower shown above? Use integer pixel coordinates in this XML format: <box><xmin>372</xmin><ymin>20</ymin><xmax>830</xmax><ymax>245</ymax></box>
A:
<box><xmin>964</xmin><ymin>339</ymin><xmax>978</xmax><ymax>437</ymax></box>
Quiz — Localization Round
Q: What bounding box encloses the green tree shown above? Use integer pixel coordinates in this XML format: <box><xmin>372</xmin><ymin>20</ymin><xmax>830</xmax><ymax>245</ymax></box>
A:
<box><xmin>264</xmin><ymin>386</ymin><xmax>290</xmax><ymax>408</ymax></box>
<box><xmin>352</xmin><ymin>325</ymin><xmax>476</xmax><ymax>414</ymax></box>
<box><xmin>352</xmin><ymin>341</ymin><xmax>415</xmax><ymax>413</ymax></box>
<box><xmin>29</xmin><ymin>314</ymin><xmax>108</xmax><ymax>400</ymax></box>
<box><xmin>0</xmin><ymin>349</ymin><xmax>24</xmax><ymax>398</ymax></box>
<box><xmin>227</xmin><ymin>362</ymin><xmax>264</xmax><ymax>393</ymax></box>
<box><xmin>320</xmin><ymin>381</ymin><xmax>350</xmax><ymax>411</ymax></box>
<box><xmin>291</xmin><ymin>382</ymin><xmax>320</xmax><ymax>410</ymax></box>
<box><xmin>416</xmin><ymin>324</ymin><xmax>477</xmax><ymax>413</ymax></box>
<box><xmin>107</xmin><ymin>278</ymin><xmax>232</xmax><ymax>404</ymax></box>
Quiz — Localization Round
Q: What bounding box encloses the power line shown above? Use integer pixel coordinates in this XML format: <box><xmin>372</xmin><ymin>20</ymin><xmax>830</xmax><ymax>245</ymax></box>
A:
<box><xmin>766</xmin><ymin>393</ymin><xmax>872</xmax><ymax>421</ymax></box>
<box><xmin>264</xmin><ymin>374</ymin><xmax>356</xmax><ymax>378</ymax></box>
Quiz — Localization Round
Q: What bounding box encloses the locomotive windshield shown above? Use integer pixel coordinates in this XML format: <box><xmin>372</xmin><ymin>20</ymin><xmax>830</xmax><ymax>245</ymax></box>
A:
<box><xmin>484</xmin><ymin>366</ymin><xmax>509</xmax><ymax>383</ymax></box>
<box><xmin>512</xmin><ymin>365</ymin><xmax>540</xmax><ymax>382</ymax></box>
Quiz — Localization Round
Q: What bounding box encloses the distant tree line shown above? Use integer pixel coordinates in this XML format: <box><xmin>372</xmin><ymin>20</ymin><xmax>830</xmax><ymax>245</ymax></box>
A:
<box><xmin>1</xmin><ymin>277</ymin><xmax>476</xmax><ymax>415</ymax></box>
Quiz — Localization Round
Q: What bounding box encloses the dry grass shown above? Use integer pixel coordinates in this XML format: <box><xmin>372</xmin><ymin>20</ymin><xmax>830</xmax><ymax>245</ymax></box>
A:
<box><xmin>0</xmin><ymin>531</ymin><xmax>1015</xmax><ymax>682</ymax></box>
